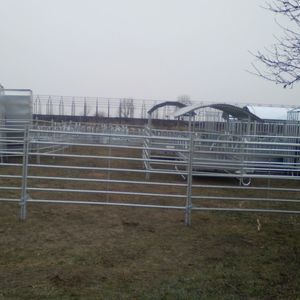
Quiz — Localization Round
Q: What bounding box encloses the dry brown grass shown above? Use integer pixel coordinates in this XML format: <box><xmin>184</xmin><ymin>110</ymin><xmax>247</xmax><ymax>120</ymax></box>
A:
<box><xmin>0</xmin><ymin>146</ymin><xmax>299</xmax><ymax>299</ymax></box>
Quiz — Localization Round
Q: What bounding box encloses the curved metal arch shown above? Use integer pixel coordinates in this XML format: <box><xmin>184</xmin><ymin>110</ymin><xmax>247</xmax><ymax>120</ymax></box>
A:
<box><xmin>174</xmin><ymin>103</ymin><xmax>262</xmax><ymax>122</ymax></box>
<box><xmin>147</xmin><ymin>101</ymin><xmax>188</xmax><ymax>115</ymax></box>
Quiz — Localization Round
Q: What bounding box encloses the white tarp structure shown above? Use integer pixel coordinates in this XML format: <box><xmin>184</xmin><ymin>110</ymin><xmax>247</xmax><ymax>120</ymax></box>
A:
<box><xmin>244</xmin><ymin>105</ymin><xmax>290</xmax><ymax>121</ymax></box>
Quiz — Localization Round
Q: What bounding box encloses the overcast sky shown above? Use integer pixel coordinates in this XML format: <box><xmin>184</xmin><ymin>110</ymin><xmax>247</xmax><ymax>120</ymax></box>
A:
<box><xmin>0</xmin><ymin>0</ymin><xmax>299</xmax><ymax>105</ymax></box>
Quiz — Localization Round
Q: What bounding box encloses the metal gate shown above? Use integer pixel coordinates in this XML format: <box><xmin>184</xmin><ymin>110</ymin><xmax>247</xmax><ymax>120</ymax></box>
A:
<box><xmin>0</xmin><ymin>125</ymin><xmax>300</xmax><ymax>225</ymax></box>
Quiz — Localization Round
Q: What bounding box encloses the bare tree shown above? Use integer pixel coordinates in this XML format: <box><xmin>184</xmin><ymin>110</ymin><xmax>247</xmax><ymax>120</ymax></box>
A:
<box><xmin>94</xmin><ymin>111</ymin><xmax>106</xmax><ymax>118</ymax></box>
<box><xmin>251</xmin><ymin>0</ymin><xmax>300</xmax><ymax>87</ymax></box>
<box><xmin>118</xmin><ymin>98</ymin><xmax>135</xmax><ymax>118</ymax></box>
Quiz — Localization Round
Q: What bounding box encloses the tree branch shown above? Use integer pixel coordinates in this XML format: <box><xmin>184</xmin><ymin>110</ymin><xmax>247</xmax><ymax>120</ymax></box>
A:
<box><xmin>251</xmin><ymin>0</ymin><xmax>300</xmax><ymax>87</ymax></box>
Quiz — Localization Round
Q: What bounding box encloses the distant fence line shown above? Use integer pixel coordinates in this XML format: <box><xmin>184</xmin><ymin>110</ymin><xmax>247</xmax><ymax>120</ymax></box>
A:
<box><xmin>33</xmin><ymin>95</ymin><xmax>298</xmax><ymax>121</ymax></box>
<box><xmin>33</xmin><ymin>115</ymin><xmax>182</xmax><ymax>128</ymax></box>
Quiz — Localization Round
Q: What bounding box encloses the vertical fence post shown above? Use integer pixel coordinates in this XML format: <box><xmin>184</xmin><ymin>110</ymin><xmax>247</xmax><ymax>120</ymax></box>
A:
<box><xmin>145</xmin><ymin>115</ymin><xmax>152</xmax><ymax>181</ymax></box>
<box><xmin>185</xmin><ymin>132</ymin><xmax>194</xmax><ymax>226</ymax></box>
<box><xmin>106</xmin><ymin>124</ymin><xmax>112</xmax><ymax>202</ymax></box>
<box><xmin>20</xmin><ymin>126</ymin><xmax>29</xmax><ymax>221</ymax></box>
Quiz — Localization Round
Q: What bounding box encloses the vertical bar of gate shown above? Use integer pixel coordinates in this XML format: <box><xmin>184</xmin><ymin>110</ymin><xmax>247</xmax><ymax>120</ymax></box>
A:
<box><xmin>145</xmin><ymin>120</ymin><xmax>151</xmax><ymax>181</ymax></box>
<box><xmin>185</xmin><ymin>132</ymin><xmax>194</xmax><ymax>226</ymax></box>
<box><xmin>20</xmin><ymin>126</ymin><xmax>29</xmax><ymax>220</ymax></box>
<box><xmin>106</xmin><ymin>124</ymin><xmax>112</xmax><ymax>202</ymax></box>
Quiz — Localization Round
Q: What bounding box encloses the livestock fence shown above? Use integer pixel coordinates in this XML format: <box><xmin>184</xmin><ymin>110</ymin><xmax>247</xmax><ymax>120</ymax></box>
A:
<box><xmin>33</xmin><ymin>94</ymin><xmax>298</xmax><ymax>121</ymax></box>
<box><xmin>0</xmin><ymin>124</ymin><xmax>300</xmax><ymax>225</ymax></box>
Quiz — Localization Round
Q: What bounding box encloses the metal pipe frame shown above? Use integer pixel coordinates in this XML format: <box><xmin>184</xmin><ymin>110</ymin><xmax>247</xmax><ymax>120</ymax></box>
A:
<box><xmin>0</xmin><ymin>125</ymin><xmax>299</xmax><ymax>225</ymax></box>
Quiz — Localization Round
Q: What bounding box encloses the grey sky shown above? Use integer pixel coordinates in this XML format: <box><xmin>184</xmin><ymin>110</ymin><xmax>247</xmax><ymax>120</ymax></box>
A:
<box><xmin>0</xmin><ymin>0</ymin><xmax>299</xmax><ymax>105</ymax></box>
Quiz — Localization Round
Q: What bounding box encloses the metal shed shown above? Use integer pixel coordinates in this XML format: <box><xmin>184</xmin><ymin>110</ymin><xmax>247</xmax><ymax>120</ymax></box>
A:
<box><xmin>0</xmin><ymin>89</ymin><xmax>33</xmax><ymax>125</ymax></box>
<box><xmin>0</xmin><ymin>89</ymin><xmax>33</xmax><ymax>154</ymax></box>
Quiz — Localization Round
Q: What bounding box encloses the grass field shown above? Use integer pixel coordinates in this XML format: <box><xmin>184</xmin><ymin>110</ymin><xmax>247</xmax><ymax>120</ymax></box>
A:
<box><xmin>0</xmin><ymin>145</ymin><xmax>299</xmax><ymax>299</ymax></box>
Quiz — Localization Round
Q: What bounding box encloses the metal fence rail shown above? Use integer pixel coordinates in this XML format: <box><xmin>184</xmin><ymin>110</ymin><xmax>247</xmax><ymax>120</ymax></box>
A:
<box><xmin>0</xmin><ymin>125</ymin><xmax>300</xmax><ymax>225</ymax></box>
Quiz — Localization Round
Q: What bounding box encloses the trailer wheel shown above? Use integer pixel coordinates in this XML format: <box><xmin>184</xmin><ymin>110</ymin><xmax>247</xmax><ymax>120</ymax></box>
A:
<box><xmin>240</xmin><ymin>177</ymin><xmax>251</xmax><ymax>186</ymax></box>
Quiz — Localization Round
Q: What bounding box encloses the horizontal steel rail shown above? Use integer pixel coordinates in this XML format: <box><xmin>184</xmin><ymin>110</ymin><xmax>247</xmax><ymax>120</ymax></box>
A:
<box><xmin>0</xmin><ymin>163</ymin><xmax>23</xmax><ymax>167</ymax></box>
<box><xmin>30</xmin><ymin>128</ymin><xmax>190</xmax><ymax>141</ymax></box>
<box><xmin>0</xmin><ymin>174</ymin><xmax>22</xmax><ymax>179</ymax></box>
<box><xmin>0</xmin><ymin>125</ymin><xmax>299</xmax><ymax>225</ymax></box>
<box><xmin>26</xmin><ymin>199</ymin><xmax>186</xmax><ymax>210</ymax></box>
<box><xmin>191</xmin><ymin>207</ymin><xmax>300</xmax><ymax>214</ymax></box>
<box><xmin>191</xmin><ymin>171</ymin><xmax>300</xmax><ymax>180</ymax></box>
<box><xmin>26</xmin><ymin>175</ymin><xmax>187</xmax><ymax>187</ymax></box>
<box><xmin>191</xmin><ymin>195</ymin><xmax>300</xmax><ymax>203</ymax></box>
<box><xmin>28</xmin><ymin>152</ymin><xmax>189</xmax><ymax>165</ymax></box>
<box><xmin>30</xmin><ymin>140</ymin><xmax>190</xmax><ymax>153</ymax></box>
<box><xmin>27</xmin><ymin>187</ymin><xmax>186</xmax><ymax>199</ymax></box>
<box><xmin>192</xmin><ymin>184</ymin><xmax>300</xmax><ymax>192</ymax></box>
<box><xmin>0</xmin><ymin>186</ymin><xmax>22</xmax><ymax>190</ymax></box>
<box><xmin>0</xmin><ymin>198</ymin><xmax>19</xmax><ymax>202</ymax></box>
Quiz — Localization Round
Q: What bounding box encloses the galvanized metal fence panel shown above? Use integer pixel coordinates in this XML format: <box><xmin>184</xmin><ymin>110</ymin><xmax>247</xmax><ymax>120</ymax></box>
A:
<box><xmin>0</xmin><ymin>124</ymin><xmax>300</xmax><ymax>225</ymax></box>
<box><xmin>0</xmin><ymin>127</ymin><xmax>25</xmax><ymax>207</ymax></box>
